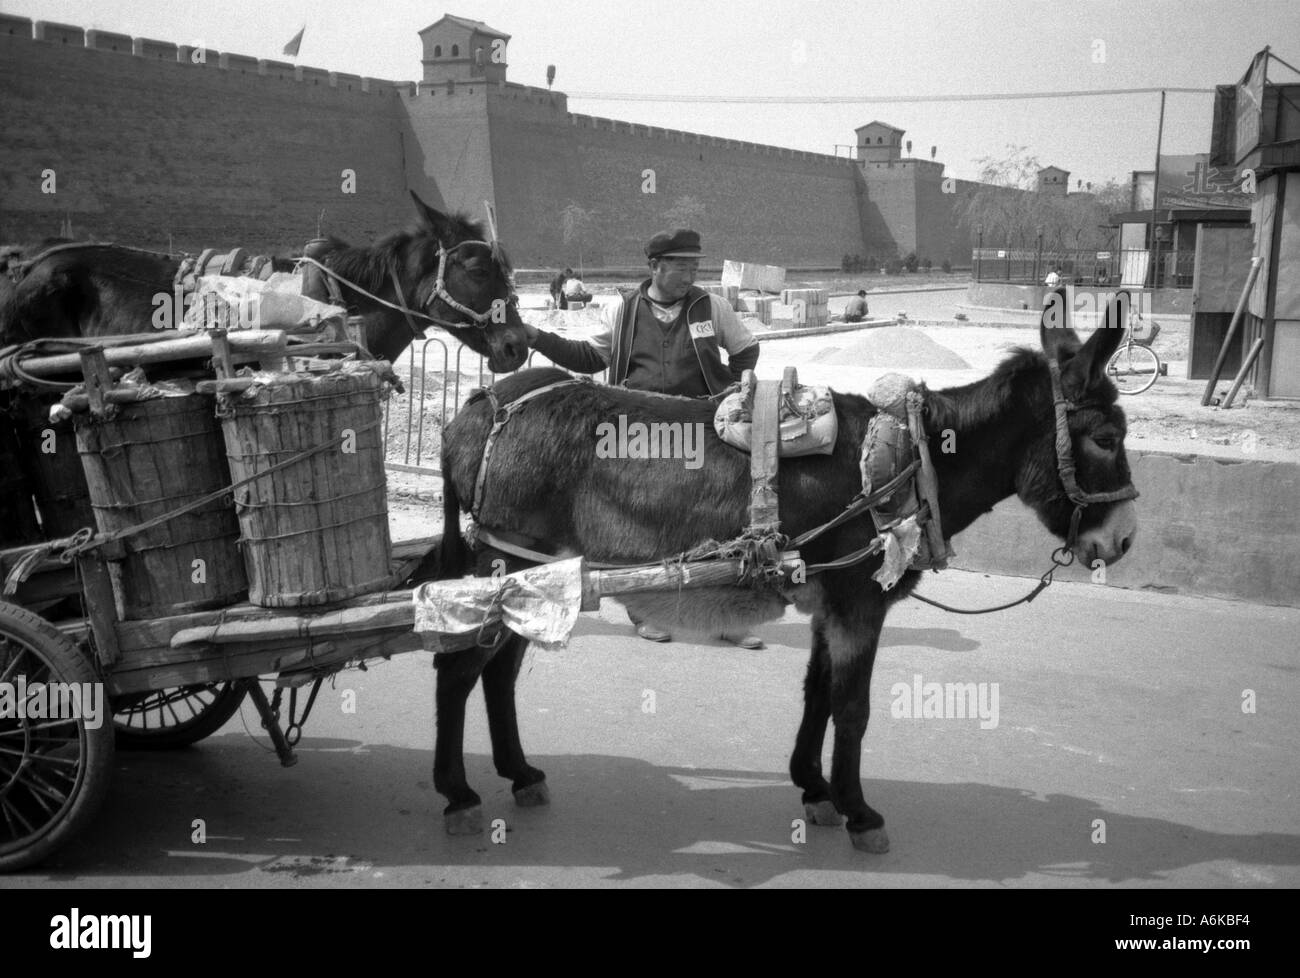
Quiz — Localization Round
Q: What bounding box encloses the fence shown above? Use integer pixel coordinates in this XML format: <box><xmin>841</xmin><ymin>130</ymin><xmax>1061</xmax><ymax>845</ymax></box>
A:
<box><xmin>972</xmin><ymin>247</ymin><xmax>1196</xmax><ymax>288</ymax></box>
<box><xmin>382</xmin><ymin>339</ymin><xmax>607</xmax><ymax>477</ymax></box>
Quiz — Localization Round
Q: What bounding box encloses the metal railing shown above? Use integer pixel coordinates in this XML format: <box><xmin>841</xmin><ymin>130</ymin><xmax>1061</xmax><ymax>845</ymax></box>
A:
<box><xmin>972</xmin><ymin>247</ymin><xmax>1196</xmax><ymax>288</ymax></box>
<box><xmin>382</xmin><ymin>340</ymin><xmax>607</xmax><ymax>476</ymax></box>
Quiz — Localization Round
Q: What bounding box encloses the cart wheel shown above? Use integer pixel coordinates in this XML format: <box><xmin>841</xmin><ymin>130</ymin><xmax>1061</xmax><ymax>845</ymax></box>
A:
<box><xmin>113</xmin><ymin>680</ymin><xmax>247</xmax><ymax>750</ymax></box>
<box><xmin>0</xmin><ymin>600</ymin><xmax>114</xmax><ymax>873</ymax></box>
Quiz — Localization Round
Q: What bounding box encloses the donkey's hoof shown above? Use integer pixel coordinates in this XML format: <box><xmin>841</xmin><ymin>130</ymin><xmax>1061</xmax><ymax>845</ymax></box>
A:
<box><xmin>804</xmin><ymin>801</ymin><xmax>844</xmax><ymax>826</ymax></box>
<box><xmin>513</xmin><ymin>781</ymin><xmax>550</xmax><ymax>807</ymax></box>
<box><xmin>444</xmin><ymin>805</ymin><xmax>484</xmax><ymax>835</ymax></box>
<box><xmin>850</xmin><ymin>827</ymin><xmax>891</xmax><ymax>854</ymax></box>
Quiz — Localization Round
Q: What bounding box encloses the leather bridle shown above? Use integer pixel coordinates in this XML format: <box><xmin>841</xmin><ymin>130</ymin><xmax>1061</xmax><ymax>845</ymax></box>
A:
<box><xmin>1047</xmin><ymin>357</ymin><xmax>1140</xmax><ymax>554</ymax></box>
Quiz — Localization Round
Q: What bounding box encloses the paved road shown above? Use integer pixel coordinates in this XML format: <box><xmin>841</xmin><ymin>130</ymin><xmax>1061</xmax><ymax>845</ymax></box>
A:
<box><xmin>7</xmin><ymin>570</ymin><xmax>1297</xmax><ymax>889</ymax></box>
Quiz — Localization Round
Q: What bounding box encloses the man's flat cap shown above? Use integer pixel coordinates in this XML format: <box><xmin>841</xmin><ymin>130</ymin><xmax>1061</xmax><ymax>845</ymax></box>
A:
<box><xmin>646</xmin><ymin>228</ymin><xmax>706</xmax><ymax>260</ymax></box>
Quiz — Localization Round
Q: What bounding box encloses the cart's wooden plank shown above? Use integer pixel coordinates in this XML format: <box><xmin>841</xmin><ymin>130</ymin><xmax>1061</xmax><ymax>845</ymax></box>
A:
<box><xmin>78</xmin><ymin>556</ymin><xmax>121</xmax><ymax>667</ymax></box>
<box><xmin>14</xmin><ymin>330</ymin><xmax>288</xmax><ymax>379</ymax></box>
<box><xmin>106</xmin><ymin>631</ymin><xmax>427</xmax><ymax>696</ymax></box>
<box><xmin>113</xmin><ymin>587</ymin><xmax>411</xmax><ymax>653</ymax></box>
<box><xmin>168</xmin><ymin>552</ymin><xmax>803</xmax><ymax>647</ymax></box>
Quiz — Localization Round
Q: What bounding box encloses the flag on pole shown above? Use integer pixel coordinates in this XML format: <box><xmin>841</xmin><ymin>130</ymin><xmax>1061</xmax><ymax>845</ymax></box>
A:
<box><xmin>283</xmin><ymin>25</ymin><xmax>305</xmax><ymax>57</ymax></box>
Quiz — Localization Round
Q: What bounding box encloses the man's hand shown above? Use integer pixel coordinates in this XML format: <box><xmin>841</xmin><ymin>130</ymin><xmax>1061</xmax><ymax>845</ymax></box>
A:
<box><xmin>522</xmin><ymin>321</ymin><xmax>539</xmax><ymax>346</ymax></box>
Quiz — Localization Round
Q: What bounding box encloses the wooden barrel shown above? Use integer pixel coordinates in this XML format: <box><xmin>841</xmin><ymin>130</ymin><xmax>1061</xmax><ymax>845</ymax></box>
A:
<box><xmin>75</xmin><ymin>395</ymin><xmax>247</xmax><ymax>620</ymax></box>
<box><xmin>218</xmin><ymin>367</ymin><xmax>392</xmax><ymax>607</ymax></box>
<box><xmin>16</xmin><ymin>395</ymin><xmax>96</xmax><ymax>539</ymax></box>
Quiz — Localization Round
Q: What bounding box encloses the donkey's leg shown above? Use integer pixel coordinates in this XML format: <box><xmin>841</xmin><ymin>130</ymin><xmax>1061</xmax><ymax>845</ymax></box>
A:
<box><xmin>789</xmin><ymin>617</ymin><xmax>843</xmax><ymax>827</ymax></box>
<box><xmin>481</xmin><ymin>631</ymin><xmax>549</xmax><ymax>807</ymax></box>
<box><xmin>825</xmin><ymin>600</ymin><xmax>890</xmax><ymax>853</ymax></box>
<box><xmin>434</xmin><ymin>646</ymin><xmax>492</xmax><ymax>834</ymax></box>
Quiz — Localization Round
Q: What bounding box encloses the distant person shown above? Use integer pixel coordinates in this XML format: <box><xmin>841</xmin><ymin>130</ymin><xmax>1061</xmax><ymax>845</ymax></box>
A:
<box><xmin>1044</xmin><ymin>265</ymin><xmax>1062</xmax><ymax>288</ymax></box>
<box><xmin>550</xmin><ymin>267</ymin><xmax>573</xmax><ymax>309</ymax></box>
<box><xmin>844</xmin><ymin>289</ymin><xmax>869</xmax><ymax>323</ymax></box>
<box><xmin>521</xmin><ymin>228</ymin><xmax>764</xmax><ymax>649</ymax></box>
<box><xmin>562</xmin><ymin>272</ymin><xmax>593</xmax><ymax>305</ymax></box>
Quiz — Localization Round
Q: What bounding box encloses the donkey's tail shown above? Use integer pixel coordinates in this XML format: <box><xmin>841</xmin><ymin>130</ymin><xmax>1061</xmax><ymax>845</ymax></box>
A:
<box><xmin>436</xmin><ymin>455</ymin><xmax>467</xmax><ymax>580</ymax></box>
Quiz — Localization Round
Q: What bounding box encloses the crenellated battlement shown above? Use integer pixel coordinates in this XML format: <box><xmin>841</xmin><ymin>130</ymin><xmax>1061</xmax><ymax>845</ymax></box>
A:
<box><xmin>0</xmin><ymin>14</ymin><xmax>414</xmax><ymax>98</ymax></box>
<box><xmin>564</xmin><ymin>113</ymin><xmax>851</xmax><ymax>168</ymax></box>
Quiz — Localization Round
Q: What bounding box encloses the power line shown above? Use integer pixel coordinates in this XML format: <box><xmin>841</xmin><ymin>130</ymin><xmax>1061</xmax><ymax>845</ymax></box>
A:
<box><xmin>563</xmin><ymin>87</ymin><xmax>1215</xmax><ymax>105</ymax></box>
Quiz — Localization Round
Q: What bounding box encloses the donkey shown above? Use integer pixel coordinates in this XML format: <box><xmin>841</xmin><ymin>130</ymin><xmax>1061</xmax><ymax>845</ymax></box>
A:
<box><xmin>0</xmin><ymin>192</ymin><xmax>528</xmax><ymax>373</ymax></box>
<box><xmin>427</xmin><ymin>290</ymin><xmax>1138</xmax><ymax>853</ymax></box>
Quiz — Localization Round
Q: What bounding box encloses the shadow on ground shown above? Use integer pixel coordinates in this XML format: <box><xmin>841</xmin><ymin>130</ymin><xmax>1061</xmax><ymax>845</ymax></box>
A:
<box><xmin>33</xmin><ymin>740</ymin><xmax>1299</xmax><ymax>887</ymax></box>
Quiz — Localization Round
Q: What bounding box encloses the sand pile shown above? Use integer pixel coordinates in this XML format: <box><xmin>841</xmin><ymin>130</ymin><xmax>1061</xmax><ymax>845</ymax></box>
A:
<box><xmin>812</xmin><ymin>326</ymin><xmax>971</xmax><ymax>370</ymax></box>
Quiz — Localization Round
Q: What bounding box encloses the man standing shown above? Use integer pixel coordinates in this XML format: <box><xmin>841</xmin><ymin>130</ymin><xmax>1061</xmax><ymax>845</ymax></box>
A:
<box><xmin>549</xmin><ymin>267</ymin><xmax>573</xmax><ymax>309</ymax></box>
<box><xmin>844</xmin><ymin>289</ymin><xmax>869</xmax><ymax>323</ymax></box>
<box><xmin>521</xmin><ymin>228</ymin><xmax>764</xmax><ymax>648</ymax></box>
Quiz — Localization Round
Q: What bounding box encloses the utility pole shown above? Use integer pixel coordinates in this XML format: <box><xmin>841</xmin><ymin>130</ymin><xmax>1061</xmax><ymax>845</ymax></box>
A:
<box><xmin>1150</xmin><ymin>90</ymin><xmax>1166</xmax><ymax>293</ymax></box>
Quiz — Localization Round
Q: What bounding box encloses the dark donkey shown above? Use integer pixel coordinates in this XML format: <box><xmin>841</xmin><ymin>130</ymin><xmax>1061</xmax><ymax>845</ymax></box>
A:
<box><xmin>0</xmin><ymin>192</ymin><xmax>529</xmax><ymax>372</ymax></box>
<box><xmin>429</xmin><ymin>290</ymin><xmax>1138</xmax><ymax>852</ymax></box>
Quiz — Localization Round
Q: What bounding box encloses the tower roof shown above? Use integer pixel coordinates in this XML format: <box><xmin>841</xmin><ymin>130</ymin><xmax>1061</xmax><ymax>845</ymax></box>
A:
<box><xmin>419</xmin><ymin>14</ymin><xmax>510</xmax><ymax>39</ymax></box>
<box><xmin>855</xmin><ymin>121</ymin><xmax>905</xmax><ymax>134</ymax></box>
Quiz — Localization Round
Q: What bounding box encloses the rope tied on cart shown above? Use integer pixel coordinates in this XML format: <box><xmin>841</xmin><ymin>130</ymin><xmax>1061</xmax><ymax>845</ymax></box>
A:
<box><xmin>2</xmin><ymin>426</ymin><xmax>374</xmax><ymax>596</ymax></box>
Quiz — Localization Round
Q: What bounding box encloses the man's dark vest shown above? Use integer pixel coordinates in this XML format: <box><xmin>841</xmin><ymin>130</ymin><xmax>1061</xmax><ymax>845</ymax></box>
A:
<box><xmin>609</xmin><ymin>283</ymin><xmax>734</xmax><ymax>397</ymax></box>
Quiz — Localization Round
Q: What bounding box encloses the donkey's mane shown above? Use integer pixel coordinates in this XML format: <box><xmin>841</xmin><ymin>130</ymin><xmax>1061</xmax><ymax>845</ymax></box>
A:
<box><xmin>923</xmin><ymin>346</ymin><xmax>1051</xmax><ymax>435</ymax></box>
<box><xmin>323</xmin><ymin>211</ymin><xmax>502</xmax><ymax>294</ymax></box>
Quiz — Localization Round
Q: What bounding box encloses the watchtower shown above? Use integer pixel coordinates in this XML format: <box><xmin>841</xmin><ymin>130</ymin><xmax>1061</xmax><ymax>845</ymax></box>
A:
<box><xmin>418</xmin><ymin>14</ymin><xmax>509</xmax><ymax>86</ymax></box>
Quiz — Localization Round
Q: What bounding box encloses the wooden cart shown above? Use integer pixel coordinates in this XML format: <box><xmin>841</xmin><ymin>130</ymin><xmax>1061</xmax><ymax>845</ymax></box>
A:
<box><xmin>0</xmin><ymin>329</ymin><xmax>793</xmax><ymax>872</ymax></box>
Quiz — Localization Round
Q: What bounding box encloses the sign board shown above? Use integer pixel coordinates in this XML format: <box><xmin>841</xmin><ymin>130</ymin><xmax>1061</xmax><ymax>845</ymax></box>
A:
<box><xmin>1235</xmin><ymin>51</ymin><xmax>1267</xmax><ymax>163</ymax></box>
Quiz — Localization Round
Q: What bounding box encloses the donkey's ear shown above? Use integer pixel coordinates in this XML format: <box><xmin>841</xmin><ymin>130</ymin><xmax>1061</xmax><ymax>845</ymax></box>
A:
<box><xmin>1069</xmin><ymin>291</ymin><xmax>1129</xmax><ymax>381</ymax></box>
<box><xmin>409</xmin><ymin>191</ymin><xmax>452</xmax><ymax>237</ymax></box>
<box><xmin>1039</xmin><ymin>287</ymin><xmax>1081</xmax><ymax>361</ymax></box>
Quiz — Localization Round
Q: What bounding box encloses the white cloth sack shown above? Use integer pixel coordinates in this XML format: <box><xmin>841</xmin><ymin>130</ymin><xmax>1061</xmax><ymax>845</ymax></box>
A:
<box><xmin>182</xmin><ymin>272</ymin><xmax>346</xmax><ymax>331</ymax></box>
<box><xmin>411</xmin><ymin>557</ymin><xmax>585</xmax><ymax>652</ymax></box>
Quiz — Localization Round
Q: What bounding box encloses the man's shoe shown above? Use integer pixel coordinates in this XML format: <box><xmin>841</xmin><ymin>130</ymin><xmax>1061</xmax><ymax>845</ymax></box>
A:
<box><xmin>721</xmin><ymin>632</ymin><xmax>765</xmax><ymax>650</ymax></box>
<box><xmin>636</xmin><ymin>623</ymin><xmax>672</xmax><ymax>643</ymax></box>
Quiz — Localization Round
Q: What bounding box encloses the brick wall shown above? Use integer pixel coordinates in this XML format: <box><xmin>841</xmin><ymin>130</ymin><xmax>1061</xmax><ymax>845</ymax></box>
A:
<box><xmin>0</xmin><ymin>32</ymin><xmax>416</xmax><ymax>253</ymax></box>
<box><xmin>484</xmin><ymin>92</ymin><xmax>873</xmax><ymax>268</ymax></box>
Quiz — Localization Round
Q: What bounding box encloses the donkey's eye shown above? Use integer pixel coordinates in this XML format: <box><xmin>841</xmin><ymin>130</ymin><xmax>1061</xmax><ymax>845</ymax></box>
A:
<box><xmin>1091</xmin><ymin>434</ymin><xmax>1118</xmax><ymax>451</ymax></box>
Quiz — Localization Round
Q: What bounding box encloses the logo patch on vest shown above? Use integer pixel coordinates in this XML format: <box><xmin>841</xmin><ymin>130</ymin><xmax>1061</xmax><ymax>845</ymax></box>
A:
<box><xmin>689</xmin><ymin>319</ymin><xmax>715</xmax><ymax>339</ymax></box>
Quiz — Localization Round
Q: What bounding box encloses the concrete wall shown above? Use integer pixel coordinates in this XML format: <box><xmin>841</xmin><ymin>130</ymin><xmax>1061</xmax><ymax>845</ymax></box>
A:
<box><xmin>0</xmin><ymin>31</ymin><xmax>414</xmax><ymax>252</ymax></box>
<box><xmin>950</xmin><ymin>447</ymin><xmax>1300</xmax><ymax>608</ymax></box>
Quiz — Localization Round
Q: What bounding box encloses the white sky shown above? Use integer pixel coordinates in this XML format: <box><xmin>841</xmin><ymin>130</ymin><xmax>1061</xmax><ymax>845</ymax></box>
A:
<box><xmin>5</xmin><ymin>0</ymin><xmax>1298</xmax><ymax>188</ymax></box>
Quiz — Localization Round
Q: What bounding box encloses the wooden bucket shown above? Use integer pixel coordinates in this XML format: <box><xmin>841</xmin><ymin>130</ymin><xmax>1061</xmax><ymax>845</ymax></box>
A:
<box><xmin>75</xmin><ymin>394</ymin><xmax>247</xmax><ymax>619</ymax></box>
<box><xmin>218</xmin><ymin>366</ymin><xmax>392</xmax><ymax>607</ymax></box>
<box><xmin>16</xmin><ymin>395</ymin><xmax>97</xmax><ymax>540</ymax></box>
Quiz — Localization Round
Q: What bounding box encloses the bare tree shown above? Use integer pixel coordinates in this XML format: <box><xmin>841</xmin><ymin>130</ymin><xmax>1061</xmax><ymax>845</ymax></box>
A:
<box><xmin>956</xmin><ymin>146</ymin><xmax>1127</xmax><ymax>252</ymax></box>
<box><xmin>559</xmin><ymin>202</ymin><xmax>600</xmax><ymax>275</ymax></box>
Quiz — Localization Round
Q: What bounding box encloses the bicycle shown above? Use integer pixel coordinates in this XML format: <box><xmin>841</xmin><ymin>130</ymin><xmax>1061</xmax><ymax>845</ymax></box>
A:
<box><xmin>1105</xmin><ymin>310</ymin><xmax>1163</xmax><ymax>395</ymax></box>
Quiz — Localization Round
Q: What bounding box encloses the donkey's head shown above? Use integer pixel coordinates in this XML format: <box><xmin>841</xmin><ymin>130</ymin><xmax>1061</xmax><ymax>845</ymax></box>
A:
<box><xmin>399</xmin><ymin>192</ymin><xmax>529</xmax><ymax>373</ymax></box>
<box><xmin>1021</xmin><ymin>289</ymin><xmax>1138</xmax><ymax>566</ymax></box>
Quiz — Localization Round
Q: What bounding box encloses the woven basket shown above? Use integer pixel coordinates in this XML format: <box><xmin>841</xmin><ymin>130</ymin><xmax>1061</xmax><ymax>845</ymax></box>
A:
<box><xmin>219</xmin><ymin>366</ymin><xmax>392</xmax><ymax>607</ymax></box>
<box><xmin>75</xmin><ymin>394</ymin><xmax>247</xmax><ymax>620</ymax></box>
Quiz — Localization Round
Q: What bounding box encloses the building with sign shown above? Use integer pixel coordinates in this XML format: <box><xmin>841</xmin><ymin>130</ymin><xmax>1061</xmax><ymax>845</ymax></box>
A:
<box><xmin>1208</xmin><ymin>47</ymin><xmax>1300</xmax><ymax>398</ymax></box>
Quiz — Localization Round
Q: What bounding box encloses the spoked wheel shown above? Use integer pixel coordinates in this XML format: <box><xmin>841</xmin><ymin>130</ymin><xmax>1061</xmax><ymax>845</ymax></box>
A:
<box><xmin>0</xmin><ymin>601</ymin><xmax>114</xmax><ymax>873</ymax></box>
<box><xmin>1106</xmin><ymin>343</ymin><xmax>1161</xmax><ymax>395</ymax></box>
<box><xmin>113</xmin><ymin>680</ymin><xmax>247</xmax><ymax>750</ymax></box>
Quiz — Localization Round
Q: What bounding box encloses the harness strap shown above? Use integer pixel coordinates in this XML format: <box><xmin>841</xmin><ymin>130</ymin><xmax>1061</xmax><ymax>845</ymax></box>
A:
<box><xmin>388</xmin><ymin>266</ymin><xmax>430</xmax><ymax>339</ymax></box>
<box><xmin>469</xmin><ymin>378</ymin><xmax>590</xmax><ymax>521</ymax></box>
<box><xmin>906</xmin><ymin>390</ymin><xmax>950</xmax><ymax>568</ymax></box>
<box><xmin>749</xmin><ymin>377</ymin><xmax>782</xmax><ymax>532</ymax></box>
<box><xmin>1048</xmin><ymin>359</ymin><xmax>1141</xmax><ymax>507</ymax></box>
